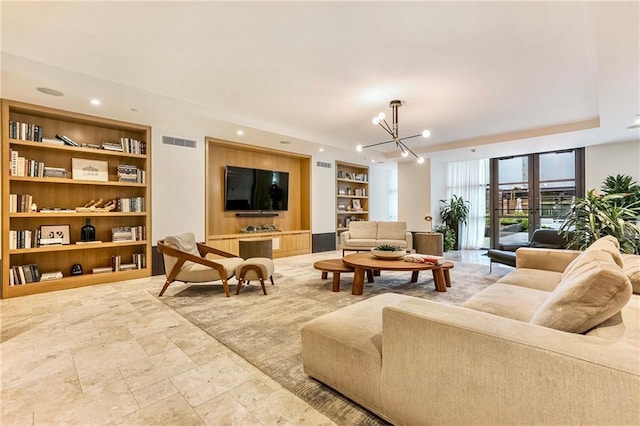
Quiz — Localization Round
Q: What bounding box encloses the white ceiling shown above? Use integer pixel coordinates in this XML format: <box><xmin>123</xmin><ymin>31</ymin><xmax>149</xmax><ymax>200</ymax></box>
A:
<box><xmin>1</xmin><ymin>1</ymin><xmax>639</xmax><ymax>162</ymax></box>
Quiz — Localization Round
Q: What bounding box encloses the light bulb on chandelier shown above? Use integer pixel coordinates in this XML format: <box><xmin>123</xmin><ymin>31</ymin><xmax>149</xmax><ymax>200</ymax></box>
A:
<box><xmin>358</xmin><ymin>99</ymin><xmax>430</xmax><ymax>164</ymax></box>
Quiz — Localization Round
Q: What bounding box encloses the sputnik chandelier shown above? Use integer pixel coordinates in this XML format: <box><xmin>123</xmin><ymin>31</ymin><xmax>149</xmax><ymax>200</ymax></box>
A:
<box><xmin>357</xmin><ymin>99</ymin><xmax>430</xmax><ymax>164</ymax></box>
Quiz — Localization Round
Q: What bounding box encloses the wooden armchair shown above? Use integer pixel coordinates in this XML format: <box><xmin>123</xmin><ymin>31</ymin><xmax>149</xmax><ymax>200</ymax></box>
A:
<box><xmin>157</xmin><ymin>232</ymin><xmax>244</xmax><ymax>297</ymax></box>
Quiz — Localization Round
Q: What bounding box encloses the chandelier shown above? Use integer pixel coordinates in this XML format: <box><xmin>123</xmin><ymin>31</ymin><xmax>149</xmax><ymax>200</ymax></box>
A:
<box><xmin>357</xmin><ymin>99</ymin><xmax>430</xmax><ymax>164</ymax></box>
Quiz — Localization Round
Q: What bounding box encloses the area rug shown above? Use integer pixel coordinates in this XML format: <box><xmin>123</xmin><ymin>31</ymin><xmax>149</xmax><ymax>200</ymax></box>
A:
<box><xmin>154</xmin><ymin>254</ymin><xmax>505</xmax><ymax>425</ymax></box>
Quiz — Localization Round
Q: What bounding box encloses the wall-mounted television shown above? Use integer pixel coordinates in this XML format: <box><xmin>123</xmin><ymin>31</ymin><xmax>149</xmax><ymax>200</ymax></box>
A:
<box><xmin>224</xmin><ymin>165</ymin><xmax>289</xmax><ymax>211</ymax></box>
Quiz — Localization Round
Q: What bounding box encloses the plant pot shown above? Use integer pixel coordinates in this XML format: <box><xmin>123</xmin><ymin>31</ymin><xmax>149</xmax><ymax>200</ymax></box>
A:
<box><xmin>371</xmin><ymin>248</ymin><xmax>406</xmax><ymax>259</ymax></box>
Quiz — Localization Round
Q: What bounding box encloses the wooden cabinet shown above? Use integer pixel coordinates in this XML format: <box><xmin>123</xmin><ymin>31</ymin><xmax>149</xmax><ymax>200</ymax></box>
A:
<box><xmin>336</xmin><ymin>161</ymin><xmax>369</xmax><ymax>235</ymax></box>
<box><xmin>206</xmin><ymin>230</ymin><xmax>311</xmax><ymax>259</ymax></box>
<box><xmin>1</xmin><ymin>99</ymin><xmax>152</xmax><ymax>298</ymax></box>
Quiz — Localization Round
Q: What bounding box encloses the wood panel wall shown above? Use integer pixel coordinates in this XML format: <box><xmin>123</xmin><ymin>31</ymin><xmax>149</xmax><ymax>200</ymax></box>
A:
<box><xmin>205</xmin><ymin>138</ymin><xmax>311</xmax><ymax>237</ymax></box>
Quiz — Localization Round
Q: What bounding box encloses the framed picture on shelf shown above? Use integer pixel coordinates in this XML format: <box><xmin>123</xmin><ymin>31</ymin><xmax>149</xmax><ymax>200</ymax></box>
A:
<box><xmin>40</xmin><ymin>224</ymin><xmax>71</xmax><ymax>245</ymax></box>
<box><xmin>352</xmin><ymin>199</ymin><xmax>361</xmax><ymax>210</ymax></box>
<box><xmin>72</xmin><ymin>158</ymin><xmax>109</xmax><ymax>182</ymax></box>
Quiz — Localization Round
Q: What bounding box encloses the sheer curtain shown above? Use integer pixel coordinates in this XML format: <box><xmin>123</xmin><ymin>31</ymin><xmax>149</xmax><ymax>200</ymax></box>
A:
<box><xmin>446</xmin><ymin>159</ymin><xmax>488</xmax><ymax>249</ymax></box>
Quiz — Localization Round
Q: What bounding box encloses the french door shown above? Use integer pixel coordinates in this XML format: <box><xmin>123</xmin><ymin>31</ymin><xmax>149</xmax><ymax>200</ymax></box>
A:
<box><xmin>489</xmin><ymin>149</ymin><xmax>584</xmax><ymax>249</ymax></box>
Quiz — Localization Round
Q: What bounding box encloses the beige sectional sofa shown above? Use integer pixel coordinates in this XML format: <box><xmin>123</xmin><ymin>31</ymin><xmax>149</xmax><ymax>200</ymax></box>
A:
<box><xmin>340</xmin><ymin>221</ymin><xmax>413</xmax><ymax>254</ymax></box>
<box><xmin>301</xmin><ymin>236</ymin><xmax>640</xmax><ymax>425</ymax></box>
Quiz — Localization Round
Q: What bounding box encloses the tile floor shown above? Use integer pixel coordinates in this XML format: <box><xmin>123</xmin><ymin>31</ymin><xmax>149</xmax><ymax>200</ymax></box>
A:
<box><xmin>1</xmin><ymin>249</ymin><xmax>504</xmax><ymax>425</ymax></box>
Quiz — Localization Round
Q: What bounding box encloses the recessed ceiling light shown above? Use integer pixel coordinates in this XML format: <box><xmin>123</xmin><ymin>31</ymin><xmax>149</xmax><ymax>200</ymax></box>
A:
<box><xmin>279</xmin><ymin>140</ymin><xmax>291</xmax><ymax>144</ymax></box>
<box><xmin>90</xmin><ymin>99</ymin><xmax>101</xmax><ymax>106</ymax></box>
<box><xmin>36</xmin><ymin>87</ymin><xmax>64</xmax><ymax>96</ymax></box>
<box><xmin>236</xmin><ymin>130</ymin><xmax>244</xmax><ymax>136</ymax></box>
<box><xmin>319</xmin><ymin>147</ymin><xmax>324</xmax><ymax>152</ymax></box>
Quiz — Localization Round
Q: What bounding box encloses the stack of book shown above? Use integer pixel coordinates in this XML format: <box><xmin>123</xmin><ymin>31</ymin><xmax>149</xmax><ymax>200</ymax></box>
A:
<box><xmin>9</xmin><ymin>264</ymin><xmax>41</xmax><ymax>285</ymax></box>
<box><xmin>116</xmin><ymin>197</ymin><xmax>145</xmax><ymax>212</ymax></box>
<box><xmin>8</xmin><ymin>193</ymin><xmax>33</xmax><ymax>213</ymax></box>
<box><xmin>43</xmin><ymin>166</ymin><xmax>67</xmax><ymax>178</ymax></box>
<box><xmin>133</xmin><ymin>252</ymin><xmax>146</xmax><ymax>269</ymax></box>
<box><xmin>92</xmin><ymin>266</ymin><xmax>112</xmax><ymax>274</ymax></box>
<box><xmin>41</xmin><ymin>137</ymin><xmax>65</xmax><ymax>146</ymax></box>
<box><xmin>8</xmin><ymin>230</ymin><xmax>33</xmax><ymax>249</ymax></box>
<box><xmin>117</xmin><ymin>164</ymin><xmax>145</xmax><ymax>183</ymax></box>
<box><xmin>8</xmin><ymin>121</ymin><xmax>43</xmax><ymax>141</ymax></box>
<box><xmin>102</xmin><ymin>141</ymin><xmax>124</xmax><ymax>152</ymax></box>
<box><xmin>120</xmin><ymin>137</ymin><xmax>147</xmax><ymax>155</ymax></box>
<box><xmin>9</xmin><ymin>149</ymin><xmax>45</xmax><ymax>177</ymax></box>
<box><xmin>112</xmin><ymin>226</ymin><xmax>146</xmax><ymax>242</ymax></box>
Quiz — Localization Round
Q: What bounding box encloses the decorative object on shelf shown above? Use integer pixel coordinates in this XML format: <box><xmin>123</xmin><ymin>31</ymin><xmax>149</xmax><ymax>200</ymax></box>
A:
<box><xmin>40</xmin><ymin>224</ymin><xmax>71</xmax><ymax>245</ymax></box>
<box><xmin>75</xmin><ymin>198</ymin><xmax>116</xmax><ymax>212</ymax></box>
<box><xmin>71</xmin><ymin>158</ymin><xmax>108</xmax><ymax>182</ymax></box>
<box><xmin>240</xmin><ymin>224</ymin><xmax>280</xmax><ymax>233</ymax></box>
<box><xmin>70</xmin><ymin>264</ymin><xmax>83</xmax><ymax>276</ymax></box>
<box><xmin>352</xmin><ymin>199</ymin><xmax>362</xmax><ymax>210</ymax></box>
<box><xmin>30</xmin><ymin>203</ymin><xmax>37</xmax><ymax>212</ymax></box>
<box><xmin>356</xmin><ymin>99</ymin><xmax>428</xmax><ymax>164</ymax></box>
<box><xmin>371</xmin><ymin>244</ymin><xmax>406</xmax><ymax>259</ymax></box>
<box><xmin>347</xmin><ymin>187</ymin><xmax>353</xmax><ymax>195</ymax></box>
<box><xmin>81</xmin><ymin>218</ymin><xmax>96</xmax><ymax>242</ymax></box>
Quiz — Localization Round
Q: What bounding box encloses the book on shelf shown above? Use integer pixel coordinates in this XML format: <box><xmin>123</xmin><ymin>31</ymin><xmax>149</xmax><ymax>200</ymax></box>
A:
<box><xmin>92</xmin><ymin>266</ymin><xmax>113</xmax><ymax>274</ymax></box>
<box><xmin>9</xmin><ymin>121</ymin><xmax>43</xmax><ymax>142</ymax></box>
<box><xmin>116</xmin><ymin>197</ymin><xmax>145</xmax><ymax>212</ymax></box>
<box><xmin>112</xmin><ymin>225</ymin><xmax>146</xmax><ymax>242</ymax></box>
<box><xmin>133</xmin><ymin>252</ymin><xmax>146</xmax><ymax>269</ymax></box>
<box><xmin>81</xmin><ymin>143</ymin><xmax>102</xmax><ymax>150</ymax></box>
<box><xmin>102</xmin><ymin>141</ymin><xmax>124</xmax><ymax>152</ymax></box>
<box><xmin>8</xmin><ymin>229</ymin><xmax>34</xmax><ymax>249</ymax></box>
<box><xmin>40</xmin><ymin>208</ymin><xmax>76</xmax><ymax>213</ymax></box>
<box><xmin>75</xmin><ymin>240</ymin><xmax>103</xmax><ymax>245</ymax></box>
<box><xmin>40</xmin><ymin>271</ymin><xmax>63</xmax><ymax>281</ymax></box>
<box><xmin>41</xmin><ymin>137</ymin><xmax>64</xmax><ymax>145</ymax></box>
<box><xmin>117</xmin><ymin>164</ymin><xmax>145</xmax><ymax>183</ymax></box>
<box><xmin>43</xmin><ymin>166</ymin><xmax>68</xmax><ymax>178</ymax></box>
<box><xmin>9</xmin><ymin>264</ymin><xmax>41</xmax><ymax>285</ymax></box>
<box><xmin>39</xmin><ymin>237</ymin><xmax>63</xmax><ymax>246</ymax></box>
<box><xmin>111</xmin><ymin>255</ymin><xmax>122</xmax><ymax>272</ymax></box>
<box><xmin>55</xmin><ymin>134</ymin><xmax>80</xmax><ymax>147</ymax></box>
<box><xmin>120</xmin><ymin>137</ymin><xmax>147</xmax><ymax>155</ymax></box>
<box><xmin>119</xmin><ymin>263</ymin><xmax>137</xmax><ymax>271</ymax></box>
<box><xmin>9</xmin><ymin>193</ymin><xmax>33</xmax><ymax>213</ymax></box>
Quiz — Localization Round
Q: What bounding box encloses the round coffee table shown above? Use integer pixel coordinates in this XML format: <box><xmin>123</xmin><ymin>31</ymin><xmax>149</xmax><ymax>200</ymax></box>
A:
<box><xmin>342</xmin><ymin>253</ymin><xmax>449</xmax><ymax>295</ymax></box>
<box><xmin>313</xmin><ymin>258</ymin><xmax>374</xmax><ymax>292</ymax></box>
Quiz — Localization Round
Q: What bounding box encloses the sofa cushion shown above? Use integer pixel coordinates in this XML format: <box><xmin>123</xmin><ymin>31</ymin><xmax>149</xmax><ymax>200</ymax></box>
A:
<box><xmin>496</xmin><ymin>268</ymin><xmax>562</xmax><ymax>292</ymax></box>
<box><xmin>562</xmin><ymin>236</ymin><xmax>623</xmax><ymax>280</ymax></box>
<box><xmin>377</xmin><ymin>222</ymin><xmax>407</xmax><ymax>241</ymax></box>
<box><xmin>349</xmin><ymin>221</ymin><xmax>378</xmax><ymax>239</ymax></box>
<box><xmin>344</xmin><ymin>238</ymin><xmax>378</xmax><ymax>248</ymax></box>
<box><xmin>530</xmin><ymin>250</ymin><xmax>632</xmax><ymax>333</ymax></box>
<box><xmin>463</xmin><ymin>283</ymin><xmax>550</xmax><ymax>322</ymax></box>
<box><xmin>621</xmin><ymin>254</ymin><xmax>640</xmax><ymax>295</ymax></box>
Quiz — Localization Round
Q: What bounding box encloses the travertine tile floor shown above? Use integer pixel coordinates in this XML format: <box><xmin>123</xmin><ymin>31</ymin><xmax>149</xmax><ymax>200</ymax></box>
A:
<box><xmin>1</xmin><ymin>249</ymin><xmax>499</xmax><ymax>425</ymax></box>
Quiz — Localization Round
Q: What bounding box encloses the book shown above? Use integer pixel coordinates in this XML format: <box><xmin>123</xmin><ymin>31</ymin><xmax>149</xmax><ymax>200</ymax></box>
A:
<box><xmin>55</xmin><ymin>134</ymin><xmax>80</xmax><ymax>147</ymax></box>
<box><xmin>75</xmin><ymin>241</ymin><xmax>103</xmax><ymax>245</ymax></box>
<box><xmin>92</xmin><ymin>266</ymin><xmax>112</xmax><ymax>274</ymax></box>
<box><xmin>42</xmin><ymin>137</ymin><xmax>65</xmax><ymax>145</ymax></box>
<box><xmin>40</xmin><ymin>271</ymin><xmax>63</xmax><ymax>281</ymax></box>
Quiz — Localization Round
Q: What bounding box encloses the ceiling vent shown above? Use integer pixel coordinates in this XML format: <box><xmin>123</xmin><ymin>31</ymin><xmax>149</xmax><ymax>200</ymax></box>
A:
<box><xmin>162</xmin><ymin>136</ymin><xmax>197</xmax><ymax>148</ymax></box>
<box><xmin>316</xmin><ymin>161</ymin><xmax>332</xmax><ymax>169</ymax></box>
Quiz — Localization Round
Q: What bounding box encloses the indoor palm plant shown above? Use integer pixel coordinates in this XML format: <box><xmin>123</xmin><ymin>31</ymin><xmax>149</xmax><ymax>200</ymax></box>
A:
<box><xmin>559</xmin><ymin>177</ymin><xmax>640</xmax><ymax>254</ymax></box>
<box><xmin>439</xmin><ymin>195</ymin><xmax>470</xmax><ymax>250</ymax></box>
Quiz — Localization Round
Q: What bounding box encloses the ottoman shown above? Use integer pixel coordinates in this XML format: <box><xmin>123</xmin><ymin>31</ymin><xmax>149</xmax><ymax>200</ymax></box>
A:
<box><xmin>235</xmin><ymin>257</ymin><xmax>275</xmax><ymax>295</ymax></box>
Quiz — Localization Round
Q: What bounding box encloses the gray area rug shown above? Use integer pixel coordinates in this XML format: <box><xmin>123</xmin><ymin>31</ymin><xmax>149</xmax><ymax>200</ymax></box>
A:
<box><xmin>155</xmin><ymin>256</ymin><xmax>504</xmax><ymax>425</ymax></box>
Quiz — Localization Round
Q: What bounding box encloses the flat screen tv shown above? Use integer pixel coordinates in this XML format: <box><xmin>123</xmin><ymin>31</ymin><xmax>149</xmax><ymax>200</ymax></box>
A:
<box><xmin>224</xmin><ymin>165</ymin><xmax>289</xmax><ymax>211</ymax></box>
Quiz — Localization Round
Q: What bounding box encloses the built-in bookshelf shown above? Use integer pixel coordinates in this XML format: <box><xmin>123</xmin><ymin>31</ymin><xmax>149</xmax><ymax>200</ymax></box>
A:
<box><xmin>1</xmin><ymin>99</ymin><xmax>152</xmax><ymax>298</ymax></box>
<box><xmin>336</xmin><ymin>161</ymin><xmax>369</xmax><ymax>236</ymax></box>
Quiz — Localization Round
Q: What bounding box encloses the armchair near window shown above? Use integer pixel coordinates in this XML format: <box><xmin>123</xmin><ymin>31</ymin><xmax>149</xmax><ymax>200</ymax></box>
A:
<box><xmin>157</xmin><ymin>232</ymin><xmax>244</xmax><ymax>297</ymax></box>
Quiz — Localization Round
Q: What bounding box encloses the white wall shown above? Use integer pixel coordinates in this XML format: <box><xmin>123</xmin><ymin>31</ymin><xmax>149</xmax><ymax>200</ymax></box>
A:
<box><xmin>398</xmin><ymin>159</ymin><xmax>431</xmax><ymax>231</ymax></box>
<box><xmin>310</xmin><ymin>156</ymin><xmax>337</xmax><ymax>234</ymax></box>
<box><xmin>430</xmin><ymin>159</ymin><xmax>447</xmax><ymax>227</ymax></box>
<box><xmin>368</xmin><ymin>164</ymin><xmax>395</xmax><ymax>222</ymax></box>
<box><xmin>585</xmin><ymin>140</ymin><xmax>640</xmax><ymax>190</ymax></box>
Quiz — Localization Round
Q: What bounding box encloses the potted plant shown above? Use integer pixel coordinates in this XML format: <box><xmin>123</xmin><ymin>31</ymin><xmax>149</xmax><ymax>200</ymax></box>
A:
<box><xmin>434</xmin><ymin>224</ymin><xmax>456</xmax><ymax>252</ymax></box>
<box><xmin>559</xmin><ymin>185</ymin><xmax>640</xmax><ymax>254</ymax></box>
<box><xmin>439</xmin><ymin>195</ymin><xmax>470</xmax><ymax>250</ymax></box>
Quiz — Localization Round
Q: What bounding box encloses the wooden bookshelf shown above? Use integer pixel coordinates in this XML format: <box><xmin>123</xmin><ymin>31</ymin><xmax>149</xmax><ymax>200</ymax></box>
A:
<box><xmin>336</xmin><ymin>161</ymin><xmax>369</xmax><ymax>236</ymax></box>
<box><xmin>1</xmin><ymin>99</ymin><xmax>152</xmax><ymax>298</ymax></box>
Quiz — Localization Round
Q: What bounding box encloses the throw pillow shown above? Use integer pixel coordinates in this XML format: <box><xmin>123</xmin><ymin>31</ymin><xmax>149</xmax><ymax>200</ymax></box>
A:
<box><xmin>562</xmin><ymin>235</ymin><xmax>623</xmax><ymax>280</ymax></box>
<box><xmin>530</xmin><ymin>250</ymin><xmax>632</xmax><ymax>333</ymax></box>
<box><xmin>349</xmin><ymin>221</ymin><xmax>378</xmax><ymax>239</ymax></box>
<box><xmin>621</xmin><ymin>254</ymin><xmax>640</xmax><ymax>295</ymax></box>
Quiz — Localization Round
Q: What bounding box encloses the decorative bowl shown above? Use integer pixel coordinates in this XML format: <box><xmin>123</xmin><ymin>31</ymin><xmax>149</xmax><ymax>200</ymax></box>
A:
<box><xmin>371</xmin><ymin>248</ymin><xmax>406</xmax><ymax>259</ymax></box>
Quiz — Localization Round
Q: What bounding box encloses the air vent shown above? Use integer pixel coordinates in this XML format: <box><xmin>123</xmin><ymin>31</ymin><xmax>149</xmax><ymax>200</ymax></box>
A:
<box><xmin>316</xmin><ymin>161</ymin><xmax>332</xmax><ymax>168</ymax></box>
<box><xmin>162</xmin><ymin>136</ymin><xmax>197</xmax><ymax>148</ymax></box>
